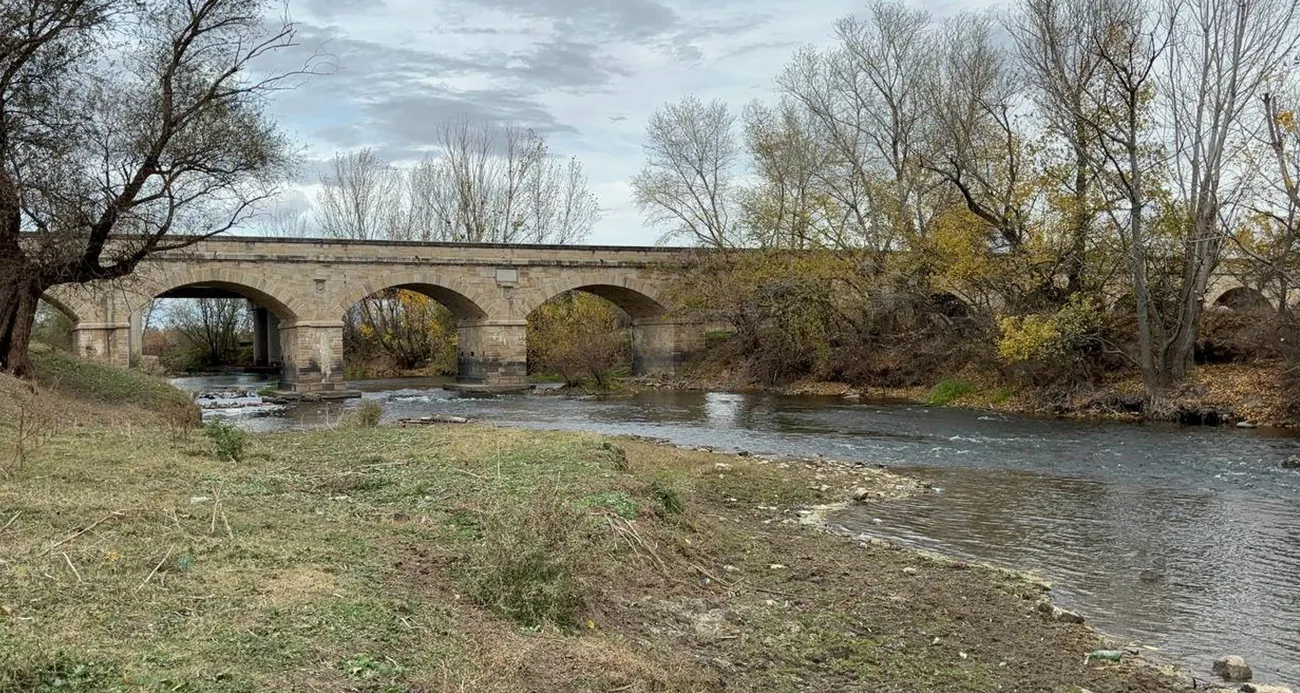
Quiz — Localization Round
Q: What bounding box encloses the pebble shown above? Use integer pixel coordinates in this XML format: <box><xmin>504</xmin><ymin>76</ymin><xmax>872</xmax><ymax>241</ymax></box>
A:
<box><xmin>1242</xmin><ymin>684</ymin><xmax>1293</xmax><ymax>693</ymax></box>
<box><xmin>902</xmin><ymin>567</ymin><xmax>918</xmax><ymax>575</ymax></box>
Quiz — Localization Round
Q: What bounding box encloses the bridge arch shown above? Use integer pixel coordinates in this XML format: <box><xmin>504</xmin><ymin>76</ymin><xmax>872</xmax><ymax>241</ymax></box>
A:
<box><xmin>128</xmin><ymin>267</ymin><xmax>302</xmax><ymax>322</ymax></box>
<box><xmin>522</xmin><ymin>278</ymin><xmax>670</xmax><ymax>320</ymax></box>
<box><xmin>38</xmin><ymin>292</ymin><xmax>86</xmax><ymax>323</ymax></box>
<box><xmin>1210</xmin><ymin>286</ymin><xmax>1273</xmax><ymax>312</ymax></box>
<box><xmin>336</xmin><ymin>272</ymin><xmax>494</xmax><ymax>322</ymax></box>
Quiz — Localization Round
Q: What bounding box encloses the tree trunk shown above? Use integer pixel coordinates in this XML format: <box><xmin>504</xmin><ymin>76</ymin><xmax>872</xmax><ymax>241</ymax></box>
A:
<box><xmin>0</xmin><ymin>267</ymin><xmax>44</xmax><ymax>377</ymax></box>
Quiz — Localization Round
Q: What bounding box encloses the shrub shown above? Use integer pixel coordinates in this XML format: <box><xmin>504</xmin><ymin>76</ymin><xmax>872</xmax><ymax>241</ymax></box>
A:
<box><xmin>601</xmin><ymin>441</ymin><xmax>628</xmax><ymax>471</ymax></box>
<box><xmin>164</xmin><ymin>398</ymin><xmax>201</xmax><ymax>443</ymax></box>
<box><xmin>926</xmin><ymin>378</ymin><xmax>974</xmax><ymax>406</ymax></box>
<box><xmin>351</xmin><ymin>400</ymin><xmax>383</xmax><ymax>428</ymax></box>
<box><xmin>527</xmin><ymin>292</ymin><xmax>632</xmax><ymax>390</ymax></box>
<box><xmin>204</xmin><ymin>418</ymin><xmax>247</xmax><ymax>463</ymax></box>
<box><xmin>468</xmin><ymin>499</ymin><xmax>585</xmax><ymax>629</ymax></box>
<box><xmin>995</xmin><ymin>297</ymin><xmax>1103</xmax><ymax>385</ymax></box>
<box><xmin>0</xmin><ymin>652</ymin><xmax>118</xmax><ymax>693</ymax></box>
<box><xmin>649</xmin><ymin>479</ymin><xmax>685</xmax><ymax>517</ymax></box>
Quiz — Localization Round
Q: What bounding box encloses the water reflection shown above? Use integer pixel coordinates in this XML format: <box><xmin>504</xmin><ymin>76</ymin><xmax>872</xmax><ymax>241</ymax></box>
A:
<box><xmin>171</xmin><ymin>375</ymin><xmax>1300</xmax><ymax>684</ymax></box>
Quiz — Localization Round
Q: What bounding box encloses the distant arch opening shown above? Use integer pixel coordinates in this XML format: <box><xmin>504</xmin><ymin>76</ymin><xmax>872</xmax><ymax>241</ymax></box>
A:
<box><xmin>340</xmin><ymin>283</ymin><xmax>488</xmax><ymax>380</ymax></box>
<box><xmin>526</xmin><ymin>289</ymin><xmax>634</xmax><ymax>389</ymax></box>
<box><xmin>1212</xmin><ymin>287</ymin><xmax>1272</xmax><ymax>312</ymax></box>
<box><xmin>146</xmin><ymin>281</ymin><xmax>298</xmax><ymax>374</ymax></box>
<box><xmin>33</xmin><ymin>298</ymin><xmax>77</xmax><ymax>352</ymax></box>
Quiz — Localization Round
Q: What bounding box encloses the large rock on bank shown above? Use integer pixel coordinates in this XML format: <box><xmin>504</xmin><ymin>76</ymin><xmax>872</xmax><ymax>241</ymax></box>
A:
<box><xmin>1211</xmin><ymin>655</ymin><xmax>1253</xmax><ymax>682</ymax></box>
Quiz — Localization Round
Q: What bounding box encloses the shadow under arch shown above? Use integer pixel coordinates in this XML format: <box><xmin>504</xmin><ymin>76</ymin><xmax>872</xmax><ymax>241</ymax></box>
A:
<box><xmin>1211</xmin><ymin>286</ymin><xmax>1273</xmax><ymax>312</ymax></box>
<box><xmin>345</xmin><ymin>282</ymin><xmax>489</xmax><ymax>322</ymax></box>
<box><xmin>336</xmin><ymin>276</ymin><xmax>495</xmax><ymax>323</ymax></box>
<box><xmin>149</xmin><ymin>280</ymin><xmax>299</xmax><ymax>322</ymax></box>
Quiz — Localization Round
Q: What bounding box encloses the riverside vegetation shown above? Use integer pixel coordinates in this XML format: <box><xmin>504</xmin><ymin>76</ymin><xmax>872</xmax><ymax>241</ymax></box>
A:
<box><xmin>0</xmin><ymin>352</ymin><xmax>1201</xmax><ymax>693</ymax></box>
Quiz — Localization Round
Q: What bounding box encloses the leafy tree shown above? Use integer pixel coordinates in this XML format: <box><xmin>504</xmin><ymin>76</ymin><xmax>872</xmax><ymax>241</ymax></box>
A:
<box><xmin>527</xmin><ymin>293</ymin><xmax>630</xmax><ymax>389</ymax></box>
<box><xmin>0</xmin><ymin>0</ymin><xmax>309</xmax><ymax>376</ymax></box>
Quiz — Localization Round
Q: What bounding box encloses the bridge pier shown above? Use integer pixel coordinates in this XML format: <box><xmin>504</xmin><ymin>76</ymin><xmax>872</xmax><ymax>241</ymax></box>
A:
<box><xmin>632</xmin><ymin>319</ymin><xmax>705</xmax><ymax>375</ymax></box>
<box><xmin>278</xmin><ymin>321</ymin><xmax>346</xmax><ymax>393</ymax></box>
<box><xmin>71</xmin><ymin>322</ymin><xmax>131</xmax><ymax>367</ymax></box>
<box><xmin>454</xmin><ymin>320</ymin><xmax>529</xmax><ymax>391</ymax></box>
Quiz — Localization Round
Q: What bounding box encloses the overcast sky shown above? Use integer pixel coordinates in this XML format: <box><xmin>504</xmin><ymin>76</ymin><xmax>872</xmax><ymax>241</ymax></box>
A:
<box><xmin>266</xmin><ymin>0</ymin><xmax>984</xmax><ymax>245</ymax></box>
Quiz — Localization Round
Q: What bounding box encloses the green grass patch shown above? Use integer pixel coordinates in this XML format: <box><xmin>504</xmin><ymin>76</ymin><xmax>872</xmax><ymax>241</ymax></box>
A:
<box><xmin>926</xmin><ymin>378</ymin><xmax>975</xmax><ymax>406</ymax></box>
<box><xmin>988</xmin><ymin>386</ymin><xmax>1017</xmax><ymax>405</ymax></box>
<box><xmin>29</xmin><ymin>345</ymin><xmax>192</xmax><ymax>412</ymax></box>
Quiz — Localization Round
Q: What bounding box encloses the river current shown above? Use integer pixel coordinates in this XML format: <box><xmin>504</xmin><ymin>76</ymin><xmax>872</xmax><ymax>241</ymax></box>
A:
<box><xmin>175</xmin><ymin>374</ymin><xmax>1300</xmax><ymax>684</ymax></box>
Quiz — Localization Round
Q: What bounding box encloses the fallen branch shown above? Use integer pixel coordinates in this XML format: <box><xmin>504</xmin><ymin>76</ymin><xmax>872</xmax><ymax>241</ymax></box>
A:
<box><xmin>0</xmin><ymin>511</ymin><xmax>19</xmax><ymax>535</ymax></box>
<box><xmin>62</xmin><ymin>552</ymin><xmax>83</xmax><ymax>583</ymax></box>
<box><xmin>396</xmin><ymin>415</ymin><xmax>470</xmax><ymax>426</ymax></box>
<box><xmin>39</xmin><ymin>511</ymin><xmax>125</xmax><ymax>556</ymax></box>
<box><xmin>137</xmin><ymin>547</ymin><xmax>175</xmax><ymax>591</ymax></box>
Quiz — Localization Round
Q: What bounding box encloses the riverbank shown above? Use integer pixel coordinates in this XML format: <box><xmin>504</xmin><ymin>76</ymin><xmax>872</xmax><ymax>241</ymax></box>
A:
<box><xmin>0</xmin><ymin>361</ymin><xmax>1200</xmax><ymax>692</ymax></box>
<box><xmin>632</xmin><ymin>360</ymin><xmax>1296</xmax><ymax>429</ymax></box>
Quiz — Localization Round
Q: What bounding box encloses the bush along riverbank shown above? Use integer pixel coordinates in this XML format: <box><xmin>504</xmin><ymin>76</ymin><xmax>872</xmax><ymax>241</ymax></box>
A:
<box><xmin>632</xmin><ymin>356</ymin><xmax>1297</xmax><ymax>429</ymax></box>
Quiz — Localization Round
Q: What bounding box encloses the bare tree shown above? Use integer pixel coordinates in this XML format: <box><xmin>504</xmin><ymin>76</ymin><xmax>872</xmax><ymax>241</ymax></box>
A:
<box><xmin>631</xmin><ymin>95</ymin><xmax>740</xmax><ymax>247</ymax></box>
<box><xmin>1075</xmin><ymin>0</ymin><xmax>1173</xmax><ymax>400</ymax></box>
<box><xmin>1158</xmin><ymin>0</ymin><xmax>1300</xmax><ymax>382</ymax></box>
<box><xmin>315</xmin><ymin>149</ymin><xmax>407</xmax><ymax>240</ymax></box>
<box><xmin>1008</xmin><ymin>0</ymin><xmax>1108</xmax><ymax>296</ymax></box>
<box><xmin>772</xmin><ymin>0</ymin><xmax>939</xmax><ymax>262</ymax></box>
<box><xmin>925</xmin><ymin>12</ymin><xmax>1034</xmax><ymax>254</ymax></box>
<box><xmin>0</xmin><ymin>0</ymin><xmax>310</xmax><ymax>375</ymax></box>
<box><xmin>170</xmin><ymin>298</ymin><xmax>249</xmax><ymax>367</ymax></box>
<box><xmin>1252</xmin><ymin>88</ymin><xmax>1300</xmax><ymax>309</ymax></box>
<box><xmin>739</xmin><ymin>100</ymin><xmax>836</xmax><ymax>249</ymax></box>
<box><xmin>406</xmin><ymin>121</ymin><xmax>598</xmax><ymax>244</ymax></box>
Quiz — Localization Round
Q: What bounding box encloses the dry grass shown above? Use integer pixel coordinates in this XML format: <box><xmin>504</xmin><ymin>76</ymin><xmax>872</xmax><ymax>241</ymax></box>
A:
<box><xmin>0</xmin><ymin>356</ymin><xmax>1194</xmax><ymax>692</ymax></box>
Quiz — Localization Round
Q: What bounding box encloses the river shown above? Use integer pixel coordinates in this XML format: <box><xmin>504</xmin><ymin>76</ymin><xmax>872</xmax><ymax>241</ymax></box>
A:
<box><xmin>174</xmin><ymin>373</ymin><xmax>1300</xmax><ymax>685</ymax></box>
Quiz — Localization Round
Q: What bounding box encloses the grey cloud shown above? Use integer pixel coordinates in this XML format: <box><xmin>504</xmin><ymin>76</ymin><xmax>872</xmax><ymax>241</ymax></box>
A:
<box><xmin>517</xmin><ymin>39</ymin><xmax>631</xmax><ymax>87</ymax></box>
<box><xmin>458</xmin><ymin>0</ymin><xmax>680</xmax><ymax>41</ymax></box>
<box><xmin>258</xmin><ymin>21</ymin><xmax>624</xmax><ymax>162</ymax></box>
<box><xmin>304</xmin><ymin>0</ymin><xmax>386</xmax><ymax>19</ymax></box>
<box><xmin>364</xmin><ymin>89</ymin><xmax>576</xmax><ymax>154</ymax></box>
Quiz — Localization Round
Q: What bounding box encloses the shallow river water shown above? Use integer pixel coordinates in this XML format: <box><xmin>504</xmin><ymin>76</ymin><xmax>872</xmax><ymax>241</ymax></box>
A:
<box><xmin>175</xmin><ymin>374</ymin><xmax>1300</xmax><ymax>684</ymax></box>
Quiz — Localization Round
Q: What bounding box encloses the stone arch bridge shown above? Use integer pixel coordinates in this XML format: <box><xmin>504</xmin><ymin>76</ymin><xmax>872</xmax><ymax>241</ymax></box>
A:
<box><xmin>44</xmin><ymin>237</ymin><xmax>704</xmax><ymax>393</ymax></box>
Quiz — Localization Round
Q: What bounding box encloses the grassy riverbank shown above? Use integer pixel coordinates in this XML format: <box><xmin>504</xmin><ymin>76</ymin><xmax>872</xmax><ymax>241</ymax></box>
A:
<box><xmin>1</xmin><ymin>359</ymin><xmax>1193</xmax><ymax>692</ymax></box>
